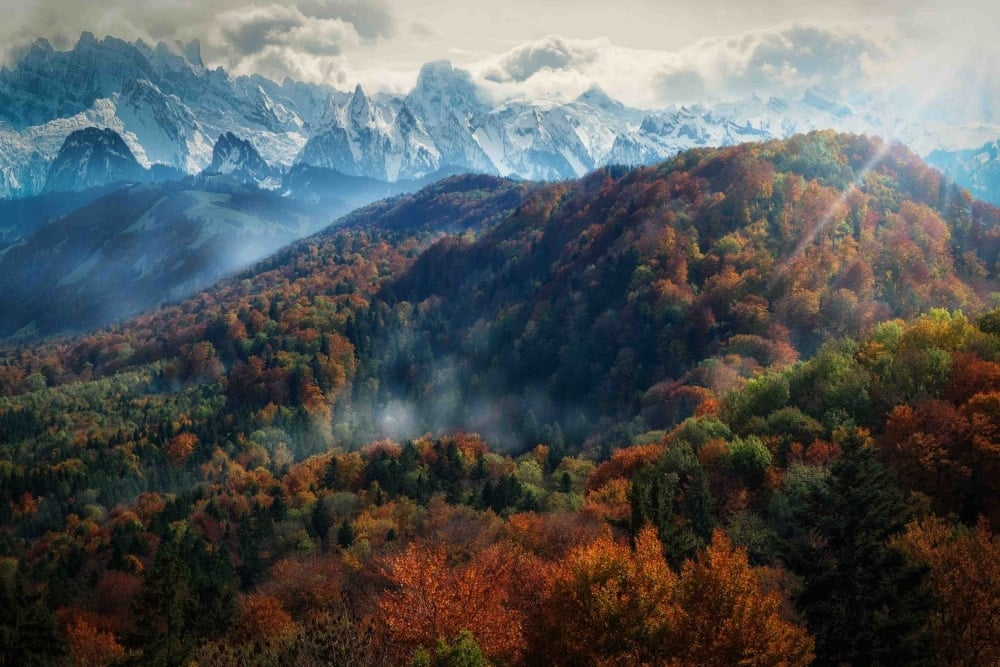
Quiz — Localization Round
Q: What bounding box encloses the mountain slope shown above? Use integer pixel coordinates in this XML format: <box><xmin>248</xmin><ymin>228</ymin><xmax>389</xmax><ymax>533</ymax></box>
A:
<box><xmin>361</xmin><ymin>132</ymin><xmax>999</xmax><ymax>445</ymax></box>
<box><xmin>0</xmin><ymin>184</ymin><xmax>124</xmax><ymax>247</ymax></box>
<box><xmin>928</xmin><ymin>139</ymin><xmax>1000</xmax><ymax>205</ymax></box>
<box><xmin>3</xmin><ymin>132</ymin><xmax>998</xmax><ymax>441</ymax></box>
<box><xmin>0</xmin><ymin>160</ymin><xmax>480</xmax><ymax>342</ymax></box>
<box><xmin>202</xmin><ymin>132</ymin><xmax>279</xmax><ymax>188</ymax></box>
<box><xmin>43</xmin><ymin>127</ymin><xmax>146</xmax><ymax>192</ymax></box>
<box><xmin>0</xmin><ymin>180</ymin><xmax>344</xmax><ymax>338</ymax></box>
<box><xmin>0</xmin><ymin>33</ymin><xmax>322</xmax><ymax>197</ymax></box>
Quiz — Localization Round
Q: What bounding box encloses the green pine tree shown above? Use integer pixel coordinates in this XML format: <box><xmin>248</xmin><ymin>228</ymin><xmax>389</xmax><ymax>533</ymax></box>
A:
<box><xmin>784</xmin><ymin>430</ymin><xmax>932</xmax><ymax>666</ymax></box>
<box><xmin>629</xmin><ymin>442</ymin><xmax>714</xmax><ymax>567</ymax></box>
<box><xmin>336</xmin><ymin>518</ymin><xmax>356</xmax><ymax>548</ymax></box>
<box><xmin>129</xmin><ymin>539</ymin><xmax>195</xmax><ymax>666</ymax></box>
<box><xmin>0</xmin><ymin>566</ymin><xmax>66</xmax><ymax>666</ymax></box>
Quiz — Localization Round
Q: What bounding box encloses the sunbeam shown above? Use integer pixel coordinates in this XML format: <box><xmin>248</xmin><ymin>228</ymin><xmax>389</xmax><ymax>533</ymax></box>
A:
<box><xmin>769</xmin><ymin>44</ymin><xmax>973</xmax><ymax>287</ymax></box>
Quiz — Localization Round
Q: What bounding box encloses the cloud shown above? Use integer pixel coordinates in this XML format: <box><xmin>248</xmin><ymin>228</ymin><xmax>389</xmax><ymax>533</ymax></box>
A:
<box><xmin>0</xmin><ymin>0</ymin><xmax>995</xmax><ymax>123</ymax></box>
<box><xmin>472</xmin><ymin>26</ymin><xmax>887</xmax><ymax>108</ymax></box>
<box><xmin>0</xmin><ymin>0</ymin><xmax>397</xmax><ymax>85</ymax></box>
<box><xmin>218</xmin><ymin>5</ymin><xmax>311</xmax><ymax>58</ymax></box>
<box><xmin>471</xmin><ymin>36</ymin><xmax>667</xmax><ymax>108</ymax></box>
<box><xmin>658</xmin><ymin>69</ymin><xmax>708</xmax><ymax>101</ymax></box>
<box><xmin>651</xmin><ymin>26</ymin><xmax>890</xmax><ymax>105</ymax></box>
<box><xmin>482</xmin><ymin>35</ymin><xmax>600</xmax><ymax>83</ymax></box>
<box><xmin>298</xmin><ymin>0</ymin><xmax>394</xmax><ymax>40</ymax></box>
<box><xmin>197</xmin><ymin>3</ymin><xmax>364</xmax><ymax>80</ymax></box>
<box><xmin>410</xmin><ymin>20</ymin><xmax>438</xmax><ymax>39</ymax></box>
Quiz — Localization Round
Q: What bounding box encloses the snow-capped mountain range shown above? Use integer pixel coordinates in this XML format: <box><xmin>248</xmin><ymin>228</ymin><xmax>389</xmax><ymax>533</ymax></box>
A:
<box><xmin>0</xmin><ymin>33</ymin><xmax>332</xmax><ymax>198</ymax></box>
<box><xmin>2</xmin><ymin>32</ymin><xmax>999</xmax><ymax>200</ymax></box>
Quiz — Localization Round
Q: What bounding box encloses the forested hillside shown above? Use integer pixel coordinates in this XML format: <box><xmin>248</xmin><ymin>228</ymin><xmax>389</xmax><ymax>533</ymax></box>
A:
<box><xmin>1</xmin><ymin>132</ymin><xmax>998</xmax><ymax>666</ymax></box>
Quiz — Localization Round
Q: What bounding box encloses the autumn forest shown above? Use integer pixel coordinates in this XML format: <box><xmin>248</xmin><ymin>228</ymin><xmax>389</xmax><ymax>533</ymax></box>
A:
<box><xmin>1</xmin><ymin>132</ymin><xmax>999</xmax><ymax>665</ymax></box>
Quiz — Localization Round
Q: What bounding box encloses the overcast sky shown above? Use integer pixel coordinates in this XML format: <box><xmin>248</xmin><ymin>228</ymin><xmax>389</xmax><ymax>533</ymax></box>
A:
<box><xmin>0</xmin><ymin>0</ymin><xmax>997</xmax><ymax>112</ymax></box>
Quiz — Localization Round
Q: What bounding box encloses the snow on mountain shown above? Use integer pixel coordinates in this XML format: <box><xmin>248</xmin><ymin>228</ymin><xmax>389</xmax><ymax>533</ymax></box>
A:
<box><xmin>0</xmin><ymin>33</ymin><xmax>320</xmax><ymax>198</ymax></box>
<box><xmin>203</xmin><ymin>132</ymin><xmax>280</xmax><ymax>189</ymax></box>
<box><xmin>44</xmin><ymin>127</ymin><xmax>145</xmax><ymax>192</ymax></box>
<box><xmin>115</xmin><ymin>78</ymin><xmax>212</xmax><ymax>172</ymax></box>
<box><xmin>927</xmin><ymin>138</ymin><xmax>1000</xmax><ymax>205</ymax></box>
<box><xmin>297</xmin><ymin>84</ymin><xmax>442</xmax><ymax>181</ymax></box>
<box><xmin>474</xmin><ymin>99</ymin><xmax>596</xmax><ymax>179</ymax></box>
<box><xmin>3</xmin><ymin>31</ymin><xmax>1000</xmax><ymax>201</ymax></box>
<box><xmin>405</xmin><ymin>61</ymin><xmax>495</xmax><ymax>173</ymax></box>
<box><xmin>0</xmin><ymin>33</ymin><xmax>161</xmax><ymax>128</ymax></box>
<box><xmin>603</xmin><ymin>92</ymin><xmax>887</xmax><ymax>171</ymax></box>
<box><xmin>0</xmin><ymin>131</ymin><xmax>48</xmax><ymax>197</ymax></box>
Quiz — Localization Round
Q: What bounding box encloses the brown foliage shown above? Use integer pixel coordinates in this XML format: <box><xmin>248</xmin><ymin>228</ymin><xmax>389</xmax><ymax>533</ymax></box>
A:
<box><xmin>505</xmin><ymin>511</ymin><xmax>606</xmax><ymax>560</ymax></box>
<box><xmin>377</xmin><ymin>540</ymin><xmax>530</xmax><ymax>662</ymax></box>
<box><xmin>882</xmin><ymin>400</ymin><xmax>972</xmax><ymax>511</ymax></box>
<box><xmin>583</xmin><ymin>477</ymin><xmax>632</xmax><ymax>525</ymax></box>
<box><xmin>533</xmin><ymin>526</ymin><xmax>677</xmax><ymax>665</ymax></box>
<box><xmin>587</xmin><ymin>443</ymin><xmax>664</xmax><ymax>492</ymax></box>
<box><xmin>945</xmin><ymin>354</ymin><xmax>1000</xmax><ymax>405</ymax></box>
<box><xmin>882</xmin><ymin>385</ymin><xmax>1000</xmax><ymax>524</ymax></box>
<box><xmin>91</xmin><ymin>570</ymin><xmax>143</xmax><ymax>634</ymax></box>
<box><xmin>532</xmin><ymin>527</ymin><xmax>814</xmax><ymax>666</ymax></box>
<box><xmin>165</xmin><ymin>432</ymin><xmax>198</xmax><ymax>465</ymax></box>
<box><xmin>257</xmin><ymin>555</ymin><xmax>346</xmax><ymax>617</ymax></box>
<box><xmin>670</xmin><ymin>530</ymin><xmax>815</xmax><ymax>667</ymax></box>
<box><xmin>65</xmin><ymin>615</ymin><xmax>126</xmax><ymax>667</ymax></box>
<box><xmin>234</xmin><ymin>594</ymin><xmax>298</xmax><ymax>645</ymax></box>
<box><xmin>895</xmin><ymin>516</ymin><xmax>1000</xmax><ymax>667</ymax></box>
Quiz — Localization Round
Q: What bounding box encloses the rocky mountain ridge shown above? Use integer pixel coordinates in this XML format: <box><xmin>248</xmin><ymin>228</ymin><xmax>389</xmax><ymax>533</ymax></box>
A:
<box><xmin>1</xmin><ymin>33</ymin><xmax>998</xmax><ymax>200</ymax></box>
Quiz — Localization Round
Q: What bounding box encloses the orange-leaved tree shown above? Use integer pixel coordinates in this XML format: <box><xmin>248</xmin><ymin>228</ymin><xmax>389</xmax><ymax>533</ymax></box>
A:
<box><xmin>532</xmin><ymin>527</ymin><xmax>814</xmax><ymax>667</ymax></box>
<box><xmin>532</xmin><ymin>526</ymin><xmax>676</xmax><ymax>666</ymax></box>
<box><xmin>670</xmin><ymin>530</ymin><xmax>815</xmax><ymax>667</ymax></box>
<box><xmin>233</xmin><ymin>594</ymin><xmax>298</xmax><ymax>646</ymax></box>
<box><xmin>377</xmin><ymin>540</ymin><xmax>530</xmax><ymax>663</ymax></box>
<box><xmin>894</xmin><ymin>516</ymin><xmax>1000</xmax><ymax>667</ymax></box>
<box><xmin>65</xmin><ymin>615</ymin><xmax>126</xmax><ymax>667</ymax></box>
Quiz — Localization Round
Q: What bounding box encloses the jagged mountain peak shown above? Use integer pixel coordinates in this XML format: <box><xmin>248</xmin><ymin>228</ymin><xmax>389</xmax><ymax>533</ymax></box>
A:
<box><xmin>204</xmin><ymin>131</ymin><xmax>278</xmax><ymax>188</ymax></box>
<box><xmin>348</xmin><ymin>83</ymin><xmax>377</xmax><ymax>125</ymax></box>
<box><xmin>803</xmin><ymin>87</ymin><xmax>852</xmax><ymax>117</ymax></box>
<box><xmin>183</xmin><ymin>39</ymin><xmax>203</xmax><ymax>68</ymax></box>
<box><xmin>148</xmin><ymin>38</ymin><xmax>205</xmax><ymax>70</ymax></box>
<box><xmin>767</xmin><ymin>96</ymin><xmax>789</xmax><ymax>113</ymax></box>
<box><xmin>417</xmin><ymin>59</ymin><xmax>456</xmax><ymax>79</ymax></box>
<box><xmin>31</xmin><ymin>37</ymin><xmax>54</xmax><ymax>52</ymax></box>
<box><xmin>66</xmin><ymin>126</ymin><xmax>124</xmax><ymax>143</ymax></box>
<box><xmin>43</xmin><ymin>126</ymin><xmax>146</xmax><ymax>193</ymax></box>
<box><xmin>575</xmin><ymin>85</ymin><xmax>621</xmax><ymax>110</ymax></box>
<box><xmin>413</xmin><ymin>60</ymin><xmax>476</xmax><ymax>95</ymax></box>
<box><xmin>350</xmin><ymin>83</ymin><xmax>369</xmax><ymax>105</ymax></box>
<box><xmin>408</xmin><ymin>60</ymin><xmax>482</xmax><ymax>116</ymax></box>
<box><xmin>74</xmin><ymin>32</ymin><xmax>142</xmax><ymax>60</ymax></box>
<box><xmin>396</xmin><ymin>103</ymin><xmax>420</xmax><ymax>131</ymax></box>
<box><xmin>77</xmin><ymin>31</ymin><xmax>99</xmax><ymax>48</ymax></box>
<box><xmin>213</xmin><ymin>131</ymin><xmax>254</xmax><ymax>154</ymax></box>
